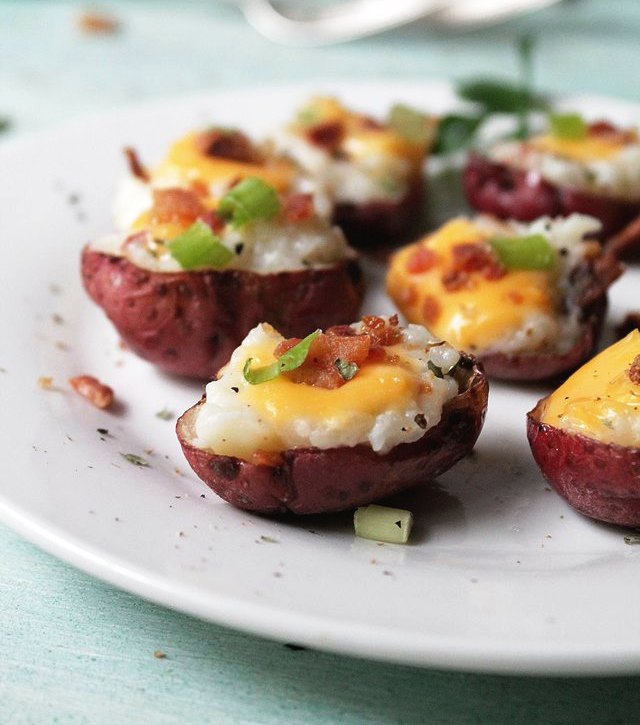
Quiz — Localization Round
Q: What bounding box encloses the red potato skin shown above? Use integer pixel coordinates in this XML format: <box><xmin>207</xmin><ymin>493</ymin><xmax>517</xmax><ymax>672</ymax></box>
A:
<box><xmin>463</xmin><ymin>153</ymin><xmax>640</xmax><ymax>251</ymax></box>
<box><xmin>527</xmin><ymin>402</ymin><xmax>640</xmax><ymax>526</ymax></box>
<box><xmin>81</xmin><ymin>247</ymin><xmax>364</xmax><ymax>379</ymax></box>
<box><xmin>333</xmin><ymin>177</ymin><xmax>424</xmax><ymax>248</ymax></box>
<box><xmin>176</xmin><ymin>357</ymin><xmax>488</xmax><ymax>515</ymax></box>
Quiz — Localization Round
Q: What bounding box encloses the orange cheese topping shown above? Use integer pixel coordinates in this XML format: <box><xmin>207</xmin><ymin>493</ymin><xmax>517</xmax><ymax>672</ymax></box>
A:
<box><xmin>386</xmin><ymin>218</ymin><xmax>556</xmax><ymax>352</ymax></box>
<box><xmin>295</xmin><ymin>97</ymin><xmax>429</xmax><ymax>168</ymax></box>
<box><xmin>540</xmin><ymin>330</ymin><xmax>640</xmax><ymax>446</ymax></box>
<box><xmin>529</xmin><ymin>133</ymin><xmax>628</xmax><ymax>162</ymax></box>
<box><xmin>153</xmin><ymin>132</ymin><xmax>295</xmax><ymax>195</ymax></box>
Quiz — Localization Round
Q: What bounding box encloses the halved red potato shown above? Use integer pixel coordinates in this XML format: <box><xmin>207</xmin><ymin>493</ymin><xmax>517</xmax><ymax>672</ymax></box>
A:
<box><xmin>176</xmin><ymin>316</ymin><xmax>488</xmax><ymax>514</ymax></box>
<box><xmin>387</xmin><ymin>215</ymin><xmax>622</xmax><ymax>381</ymax></box>
<box><xmin>81</xmin><ymin>249</ymin><xmax>363</xmax><ymax>379</ymax></box>
<box><xmin>463</xmin><ymin>119</ymin><xmax>640</xmax><ymax>253</ymax></box>
<box><xmin>527</xmin><ymin>330</ymin><xmax>640</xmax><ymax>526</ymax></box>
<box><xmin>269</xmin><ymin>97</ymin><xmax>434</xmax><ymax>247</ymax></box>
<box><xmin>464</xmin><ymin>153</ymin><xmax>640</xmax><ymax>245</ymax></box>
<box><xmin>84</xmin><ymin>171</ymin><xmax>364</xmax><ymax>378</ymax></box>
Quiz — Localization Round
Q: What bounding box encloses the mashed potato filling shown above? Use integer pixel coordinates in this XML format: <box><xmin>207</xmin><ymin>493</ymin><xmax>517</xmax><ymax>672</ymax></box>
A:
<box><xmin>489</xmin><ymin>131</ymin><xmax>640</xmax><ymax>201</ymax></box>
<box><xmin>194</xmin><ymin>321</ymin><xmax>460</xmax><ymax>460</ymax></box>
<box><xmin>540</xmin><ymin>330</ymin><xmax>640</xmax><ymax>447</ymax></box>
<box><xmin>386</xmin><ymin>214</ymin><xmax>598</xmax><ymax>356</ymax></box>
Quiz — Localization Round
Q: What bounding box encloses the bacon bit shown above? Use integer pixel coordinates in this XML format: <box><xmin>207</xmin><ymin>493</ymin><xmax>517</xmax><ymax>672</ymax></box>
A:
<box><xmin>195</xmin><ymin>129</ymin><xmax>258</xmax><ymax>163</ymax></box>
<box><xmin>283</xmin><ymin>193</ymin><xmax>315</xmax><ymax>222</ymax></box>
<box><xmin>628</xmin><ymin>355</ymin><xmax>640</xmax><ymax>385</ymax></box>
<box><xmin>442</xmin><ymin>242</ymin><xmax>505</xmax><ymax>291</ymax></box>
<box><xmin>190</xmin><ymin>180</ymin><xmax>210</xmax><ymax>198</ymax></box>
<box><xmin>588</xmin><ymin>120</ymin><xmax>635</xmax><ymax>144</ymax></box>
<box><xmin>123</xmin><ymin>147</ymin><xmax>149</xmax><ymax>182</ymax></box>
<box><xmin>366</xmin><ymin>346</ymin><xmax>387</xmax><ymax>363</ymax></box>
<box><xmin>361</xmin><ymin>315</ymin><xmax>402</xmax><ymax>347</ymax></box>
<box><xmin>250</xmin><ymin>450</ymin><xmax>284</xmax><ymax>467</ymax></box>
<box><xmin>421</xmin><ymin>295</ymin><xmax>441</xmax><ymax>325</ymax></box>
<box><xmin>198</xmin><ymin>210</ymin><xmax>226</xmax><ymax>234</ymax></box>
<box><xmin>38</xmin><ymin>376</ymin><xmax>54</xmax><ymax>390</ymax></box>
<box><xmin>277</xmin><ymin>333</ymin><xmax>371</xmax><ymax>389</ymax></box>
<box><xmin>151</xmin><ymin>188</ymin><xmax>205</xmax><ymax>225</ymax></box>
<box><xmin>325</xmin><ymin>324</ymin><xmax>356</xmax><ymax>337</ymax></box>
<box><xmin>406</xmin><ymin>246</ymin><xmax>438</xmax><ymax>274</ymax></box>
<box><xmin>358</xmin><ymin>116</ymin><xmax>384</xmax><ymax>131</ymax></box>
<box><xmin>77</xmin><ymin>10</ymin><xmax>120</xmax><ymax>34</ymax></box>
<box><xmin>306</xmin><ymin>120</ymin><xmax>344</xmax><ymax>152</ymax></box>
<box><xmin>506</xmin><ymin>290</ymin><xmax>525</xmax><ymax>305</ymax></box>
<box><xmin>69</xmin><ymin>375</ymin><xmax>114</xmax><ymax>409</ymax></box>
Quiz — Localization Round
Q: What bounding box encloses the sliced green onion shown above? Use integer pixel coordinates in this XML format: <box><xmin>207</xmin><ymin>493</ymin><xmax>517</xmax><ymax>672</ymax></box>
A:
<box><xmin>167</xmin><ymin>220</ymin><xmax>233</xmax><ymax>270</ymax></box>
<box><xmin>548</xmin><ymin>112</ymin><xmax>587</xmax><ymax>140</ymax></box>
<box><xmin>243</xmin><ymin>329</ymin><xmax>320</xmax><ymax>385</ymax></box>
<box><xmin>457</xmin><ymin>79</ymin><xmax>545</xmax><ymax>115</ymax></box>
<box><xmin>354</xmin><ymin>505</ymin><xmax>413</xmax><ymax>544</ymax></box>
<box><xmin>218</xmin><ymin>177</ymin><xmax>281</xmax><ymax>228</ymax></box>
<box><xmin>388</xmin><ymin>104</ymin><xmax>431</xmax><ymax>144</ymax></box>
<box><xmin>334</xmin><ymin>358</ymin><xmax>358</xmax><ymax>381</ymax></box>
<box><xmin>489</xmin><ymin>234</ymin><xmax>556</xmax><ymax>270</ymax></box>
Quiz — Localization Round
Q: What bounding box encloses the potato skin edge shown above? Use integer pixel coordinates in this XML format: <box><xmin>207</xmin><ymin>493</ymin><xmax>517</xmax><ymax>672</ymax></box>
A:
<box><xmin>463</xmin><ymin>152</ymin><xmax>640</xmax><ymax>251</ymax></box>
<box><xmin>176</xmin><ymin>357</ymin><xmax>488</xmax><ymax>515</ymax></box>
<box><xmin>527</xmin><ymin>401</ymin><xmax>640</xmax><ymax>526</ymax></box>
<box><xmin>81</xmin><ymin>247</ymin><xmax>364</xmax><ymax>379</ymax></box>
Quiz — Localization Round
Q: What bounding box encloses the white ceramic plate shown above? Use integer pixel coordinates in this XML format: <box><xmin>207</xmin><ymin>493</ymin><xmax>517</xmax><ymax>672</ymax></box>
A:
<box><xmin>2</xmin><ymin>82</ymin><xmax>640</xmax><ymax>675</ymax></box>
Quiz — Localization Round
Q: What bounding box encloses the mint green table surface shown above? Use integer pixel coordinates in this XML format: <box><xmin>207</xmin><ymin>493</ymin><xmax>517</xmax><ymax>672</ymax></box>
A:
<box><xmin>3</xmin><ymin>1</ymin><xmax>640</xmax><ymax>722</ymax></box>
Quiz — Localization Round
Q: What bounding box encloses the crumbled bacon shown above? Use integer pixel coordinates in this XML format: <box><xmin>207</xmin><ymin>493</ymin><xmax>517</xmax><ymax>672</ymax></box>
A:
<box><xmin>283</xmin><ymin>193</ymin><xmax>314</xmax><ymax>222</ymax></box>
<box><xmin>628</xmin><ymin>355</ymin><xmax>640</xmax><ymax>385</ymax></box>
<box><xmin>442</xmin><ymin>242</ymin><xmax>505</xmax><ymax>291</ymax></box>
<box><xmin>195</xmin><ymin>129</ymin><xmax>258</xmax><ymax>163</ymax></box>
<box><xmin>276</xmin><ymin>332</ymin><xmax>371</xmax><ymax>389</ymax></box>
<box><xmin>69</xmin><ymin>375</ymin><xmax>114</xmax><ymax>409</ymax></box>
<box><xmin>306</xmin><ymin>120</ymin><xmax>344</xmax><ymax>152</ymax></box>
<box><xmin>198</xmin><ymin>210</ymin><xmax>226</xmax><ymax>233</ymax></box>
<box><xmin>406</xmin><ymin>246</ymin><xmax>438</xmax><ymax>274</ymax></box>
<box><xmin>123</xmin><ymin>147</ymin><xmax>149</xmax><ymax>182</ymax></box>
<box><xmin>360</xmin><ymin>315</ymin><xmax>402</xmax><ymax>347</ymax></box>
<box><xmin>587</xmin><ymin>120</ymin><xmax>636</xmax><ymax>144</ymax></box>
<box><xmin>150</xmin><ymin>188</ymin><xmax>205</xmax><ymax>225</ymax></box>
<box><xmin>421</xmin><ymin>295</ymin><xmax>441</xmax><ymax>325</ymax></box>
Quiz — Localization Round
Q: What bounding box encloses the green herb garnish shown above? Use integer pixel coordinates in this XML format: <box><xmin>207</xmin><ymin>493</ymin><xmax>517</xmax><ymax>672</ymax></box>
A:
<box><xmin>334</xmin><ymin>358</ymin><xmax>358</xmax><ymax>381</ymax></box>
<box><xmin>548</xmin><ymin>112</ymin><xmax>587</xmax><ymax>140</ymax></box>
<box><xmin>354</xmin><ymin>504</ymin><xmax>413</xmax><ymax>544</ymax></box>
<box><xmin>243</xmin><ymin>329</ymin><xmax>320</xmax><ymax>385</ymax></box>
<box><xmin>167</xmin><ymin>220</ymin><xmax>233</xmax><ymax>270</ymax></box>
<box><xmin>388</xmin><ymin>104</ymin><xmax>431</xmax><ymax>144</ymax></box>
<box><xmin>120</xmin><ymin>453</ymin><xmax>151</xmax><ymax>468</ymax></box>
<box><xmin>218</xmin><ymin>177</ymin><xmax>281</xmax><ymax>228</ymax></box>
<box><xmin>155</xmin><ymin>407</ymin><xmax>174</xmax><ymax>421</ymax></box>
<box><xmin>490</xmin><ymin>234</ymin><xmax>556</xmax><ymax>270</ymax></box>
<box><xmin>432</xmin><ymin>113</ymin><xmax>485</xmax><ymax>155</ymax></box>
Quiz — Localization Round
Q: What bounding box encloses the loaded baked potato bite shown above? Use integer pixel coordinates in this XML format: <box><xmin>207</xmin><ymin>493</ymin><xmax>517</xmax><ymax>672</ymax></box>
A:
<box><xmin>386</xmin><ymin>214</ymin><xmax>622</xmax><ymax>381</ymax></box>
<box><xmin>82</xmin><ymin>178</ymin><xmax>363</xmax><ymax>379</ymax></box>
<box><xmin>269</xmin><ymin>97</ymin><xmax>435</xmax><ymax>246</ymax></box>
<box><xmin>528</xmin><ymin>330</ymin><xmax>640</xmax><ymax>525</ymax></box>
<box><xmin>114</xmin><ymin>127</ymin><xmax>296</xmax><ymax>231</ymax></box>
<box><xmin>464</xmin><ymin>115</ymin><xmax>640</xmax><ymax>252</ymax></box>
<box><xmin>176</xmin><ymin>315</ymin><xmax>488</xmax><ymax>514</ymax></box>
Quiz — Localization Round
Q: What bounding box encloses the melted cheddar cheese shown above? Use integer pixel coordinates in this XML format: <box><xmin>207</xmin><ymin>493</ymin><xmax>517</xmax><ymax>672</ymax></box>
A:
<box><xmin>295</xmin><ymin>97</ymin><xmax>428</xmax><ymax>166</ymax></box>
<box><xmin>529</xmin><ymin>133</ymin><xmax>626</xmax><ymax>162</ymax></box>
<box><xmin>386</xmin><ymin>218</ymin><xmax>556</xmax><ymax>353</ymax></box>
<box><xmin>540</xmin><ymin>330</ymin><xmax>640</xmax><ymax>447</ymax></box>
<box><xmin>194</xmin><ymin>322</ymin><xmax>460</xmax><ymax>459</ymax></box>
<box><xmin>153</xmin><ymin>132</ymin><xmax>295</xmax><ymax>194</ymax></box>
